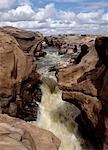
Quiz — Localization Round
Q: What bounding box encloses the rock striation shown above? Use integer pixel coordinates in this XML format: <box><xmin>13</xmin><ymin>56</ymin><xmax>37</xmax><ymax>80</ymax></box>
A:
<box><xmin>0</xmin><ymin>114</ymin><xmax>60</xmax><ymax>150</ymax></box>
<box><xmin>56</xmin><ymin>36</ymin><xmax>108</xmax><ymax>149</ymax></box>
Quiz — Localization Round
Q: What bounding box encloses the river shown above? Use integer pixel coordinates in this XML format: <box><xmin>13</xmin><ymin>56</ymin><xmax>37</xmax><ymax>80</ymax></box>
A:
<box><xmin>32</xmin><ymin>47</ymin><xmax>88</xmax><ymax>150</ymax></box>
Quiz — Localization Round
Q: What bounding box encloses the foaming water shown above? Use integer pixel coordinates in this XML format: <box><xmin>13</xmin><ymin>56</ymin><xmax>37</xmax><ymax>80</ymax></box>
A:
<box><xmin>32</xmin><ymin>47</ymin><xmax>87</xmax><ymax>150</ymax></box>
<box><xmin>37</xmin><ymin>47</ymin><xmax>71</xmax><ymax>77</ymax></box>
<box><xmin>35</xmin><ymin>80</ymin><xmax>84</xmax><ymax>150</ymax></box>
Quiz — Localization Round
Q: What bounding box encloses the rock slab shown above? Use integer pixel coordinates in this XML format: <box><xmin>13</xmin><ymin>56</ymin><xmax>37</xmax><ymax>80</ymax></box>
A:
<box><xmin>0</xmin><ymin>114</ymin><xmax>60</xmax><ymax>150</ymax></box>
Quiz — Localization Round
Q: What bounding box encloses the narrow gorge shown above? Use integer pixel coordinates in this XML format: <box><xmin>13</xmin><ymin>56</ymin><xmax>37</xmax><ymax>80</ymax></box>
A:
<box><xmin>35</xmin><ymin>47</ymin><xmax>86</xmax><ymax>150</ymax></box>
<box><xmin>0</xmin><ymin>26</ymin><xmax>108</xmax><ymax>150</ymax></box>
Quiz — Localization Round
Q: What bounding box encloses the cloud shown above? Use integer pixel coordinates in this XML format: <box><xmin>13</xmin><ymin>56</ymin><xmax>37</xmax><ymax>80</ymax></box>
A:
<box><xmin>82</xmin><ymin>1</ymin><xmax>108</xmax><ymax>11</ymax></box>
<box><xmin>102</xmin><ymin>13</ymin><xmax>108</xmax><ymax>23</ymax></box>
<box><xmin>0</xmin><ymin>4</ymin><xmax>34</xmax><ymax>21</ymax></box>
<box><xmin>0</xmin><ymin>0</ymin><xmax>15</xmax><ymax>10</ymax></box>
<box><xmin>59</xmin><ymin>11</ymin><xmax>75</xmax><ymax>21</ymax></box>
<box><xmin>33</xmin><ymin>3</ymin><xmax>57</xmax><ymax>21</ymax></box>
<box><xmin>0</xmin><ymin>2</ymin><xmax>108</xmax><ymax>35</ymax></box>
<box><xmin>77</xmin><ymin>12</ymin><xmax>101</xmax><ymax>23</ymax></box>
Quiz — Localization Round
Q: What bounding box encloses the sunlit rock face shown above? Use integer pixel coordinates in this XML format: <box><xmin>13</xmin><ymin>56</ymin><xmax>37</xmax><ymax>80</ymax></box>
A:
<box><xmin>0</xmin><ymin>31</ymin><xmax>33</xmax><ymax>88</ymax></box>
<box><xmin>0</xmin><ymin>30</ymin><xmax>41</xmax><ymax>121</ymax></box>
<box><xmin>0</xmin><ymin>28</ymin><xmax>62</xmax><ymax>150</ymax></box>
<box><xmin>0</xmin><ymin>114</ymin><xmax>60</xmax><ymax>150</ymax></box>
<box><xmin>56</xmin><ymin>36</ymin><xmax>108</xmax><ymax>149</ymax></box>
<box><xmin>0</xmin><ymin>26</ymin><xmax>46</xmax><ymax>58</ymax></box>
<box><xmin>57</xmin><ymin>46</ymin><xmax>98</xmax><ymax>87</ymax></box>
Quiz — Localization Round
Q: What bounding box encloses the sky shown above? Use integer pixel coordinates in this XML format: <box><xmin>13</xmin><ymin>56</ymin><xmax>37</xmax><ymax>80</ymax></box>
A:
<box><xmin>0</xmin><ymin>0</ymin><xmax>108</xmax><ymax>35</ymax></box>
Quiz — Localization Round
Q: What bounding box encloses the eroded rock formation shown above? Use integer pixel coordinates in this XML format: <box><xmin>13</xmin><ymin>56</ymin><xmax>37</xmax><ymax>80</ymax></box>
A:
<box><xmin>56</xmin><ymin>36</ymin><xmax>108</xmax><ymax>149</ymax></box>
<box><xmin>44</xmin><ymin>35</ymin><xmax>67</xmax><ymax>55</ymax></box>
<box><xmin>0</xmin><ymin>27</ymin><xmax>61</xmax><ymax>150</ymax></box>
<box><xmin>44</xmin><ymin>36</ymin><xmax>65</xmax><ymax>49</ymax></box>
<box><xmin>44</xmin><ymin>34</ymin><xmax>95</xmax><ymax>57</ymax></box>
<box><xmin>0</xmin><ymin>26</ymin><xmax>46</xmax><ymax>58</ymax></box>
<box><xmin>0</xmin><ymin>114</ymin><xmax>60</xmax><ymax>150</ymax></box>
<box><xmin>74</xmin><ymin>44</ymin><xmax>89</xmax><ymax>64</ymax></box>
<box><xmin>0</xmin><ymin>30</ymin><xmax>41</xmax><ymax>121</ymax></box>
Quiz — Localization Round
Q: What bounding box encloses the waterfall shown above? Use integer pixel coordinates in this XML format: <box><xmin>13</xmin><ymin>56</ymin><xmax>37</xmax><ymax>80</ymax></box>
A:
<box><xmin>36</xmin><ymin>79</ymin><xmax>84</xmax><ymax>150</ymax></box>
<box><xmin>31</xmin><ymin>47</ymin><xmax>89</xmax><ymax>150</ymax></box>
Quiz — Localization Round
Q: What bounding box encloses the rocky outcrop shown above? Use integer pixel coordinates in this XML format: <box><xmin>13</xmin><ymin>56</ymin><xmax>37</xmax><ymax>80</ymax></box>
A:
<box><xmin>44</xmin><ymin>34</ymin><xmax>95</xmax><ymax>57</ymax></box>
<box><xmin>0</xmin><ymin>27</ymin><xmax>61</xmax><ymax>149</ymax></box>
<box><xmin>74</xmin><ymin>44</ymin><xmax>89</xmax><ymax>64</ymax></box>
<box><xmin>58</xmin><ymin>44</ymin><xmax>68</xmax><ymax>55</ymax></box>
<box><xmin>44</xmin><ymin>35</ymin><xmax>66</xmax><ymax>54</ymax></box>
<box><xmin>57</xmin><ymin>46</ymin><xmax>98</xmax><ymax>87</ymax></box>
<box><xmin>0</xmin><ymin>31</ymin><xmax>41</xmax><ymax>121</ymax></box>
<box><xmin>44</xmin><ymin>36</ymin><xmax>65</xmax><ymax>49</ymax></box>
<box><xmin>0</xmin><ymin>114</ymin><xmax>60</xmax><ymax>150</ymax></box>
<box><xmin>95</xmin><ymin>37</ymin><xmax>108</xmax><ymax>67</ymax></box>
<box><xmin>0</xmin><ymin>26</ymin><xmax>46</xmax><ymax>58</ymax></box>
<box><xmin>56</xmin><ymin>36</ymin><xmax>108</xmax><ymax>149</ymax></box>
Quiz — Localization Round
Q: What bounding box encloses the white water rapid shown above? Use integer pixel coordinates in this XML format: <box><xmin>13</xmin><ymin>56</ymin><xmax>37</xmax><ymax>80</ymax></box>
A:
<box><xmin>33</xmin><ymin>47</ymin><xmax>88</xmax><ymax>150</ymax></box>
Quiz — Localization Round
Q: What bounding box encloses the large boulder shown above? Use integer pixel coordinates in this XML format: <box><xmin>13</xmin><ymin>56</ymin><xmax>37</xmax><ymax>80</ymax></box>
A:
<box><xmin>74</xmin><ymin>44</ymin><xmax>89</xmax><ymax>64</ymax></box>
<box><xmin>44</xmin><ymin>36</ymin><xmax>66</xmax><ymax>50</ymax></box>
<box><xmin>57</xmin><ymin>46</ymin><xmax>98</xmax><ymax>88</ymax></box>
<box><xmin>56</xmin><ymin>36</ymin><xmax>108</xmax><ymax>149</ymax></box>
<box><xmin>0</xmin><ymin>31</ymin><xmax>41</xmax><ymax>121</ymax></box>
<box><xmin>44</xmin><ymin>34</ymin><xmax>95</xmax><ymax>57</ymax></box>
<box><xmin>95</xmin><ymin>36</ymin><xmax>108</xmax><ymax>67</ymax></box>
<box><xmin>0</xmin><ymin>26</ymin><xmax>45</xmax><ymax>57</ymax></box>
<box><xmin>0</xmin><ymin>31</ymin><xmax>30</xmax><ymax>88</ymax></box>
<box><xmin>0</xmin><ymin>114</ymin><xmax>60</xmax><ymax>150</ymax></box>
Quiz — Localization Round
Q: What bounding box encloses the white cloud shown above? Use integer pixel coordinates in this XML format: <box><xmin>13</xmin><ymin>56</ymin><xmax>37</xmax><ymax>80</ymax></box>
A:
<box><xmin>0</xmin><ymin>4</ymin><xmax>34</xmax><ymax>21</ymax></box>
<box><xmin>77</xmin><ymin>12</ymin><xmax>101</xmax><ymax>23</ymax></box>
<box><xmin>102</xmin><ymin>13</ymin><xmax>108</xmax><ymax>23</ymax></box>
<box><xmin>0</xmin><ymin>0</ymin><xmax>15</xmax><ymax>10</ymax></box>
<box><xmin>0</xmin><ymin>2</ymin><xmax>108</xmax><ymax>35</ymax></box>
<box><xmin>33</xmin><ymin>3</ymin><xmax>57</xmax><ymax>21</ymax></box>
<box><xmin>59</xmin><ymin>11</ymin><xmax>75</xmax><ymax>21</ymax></box>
